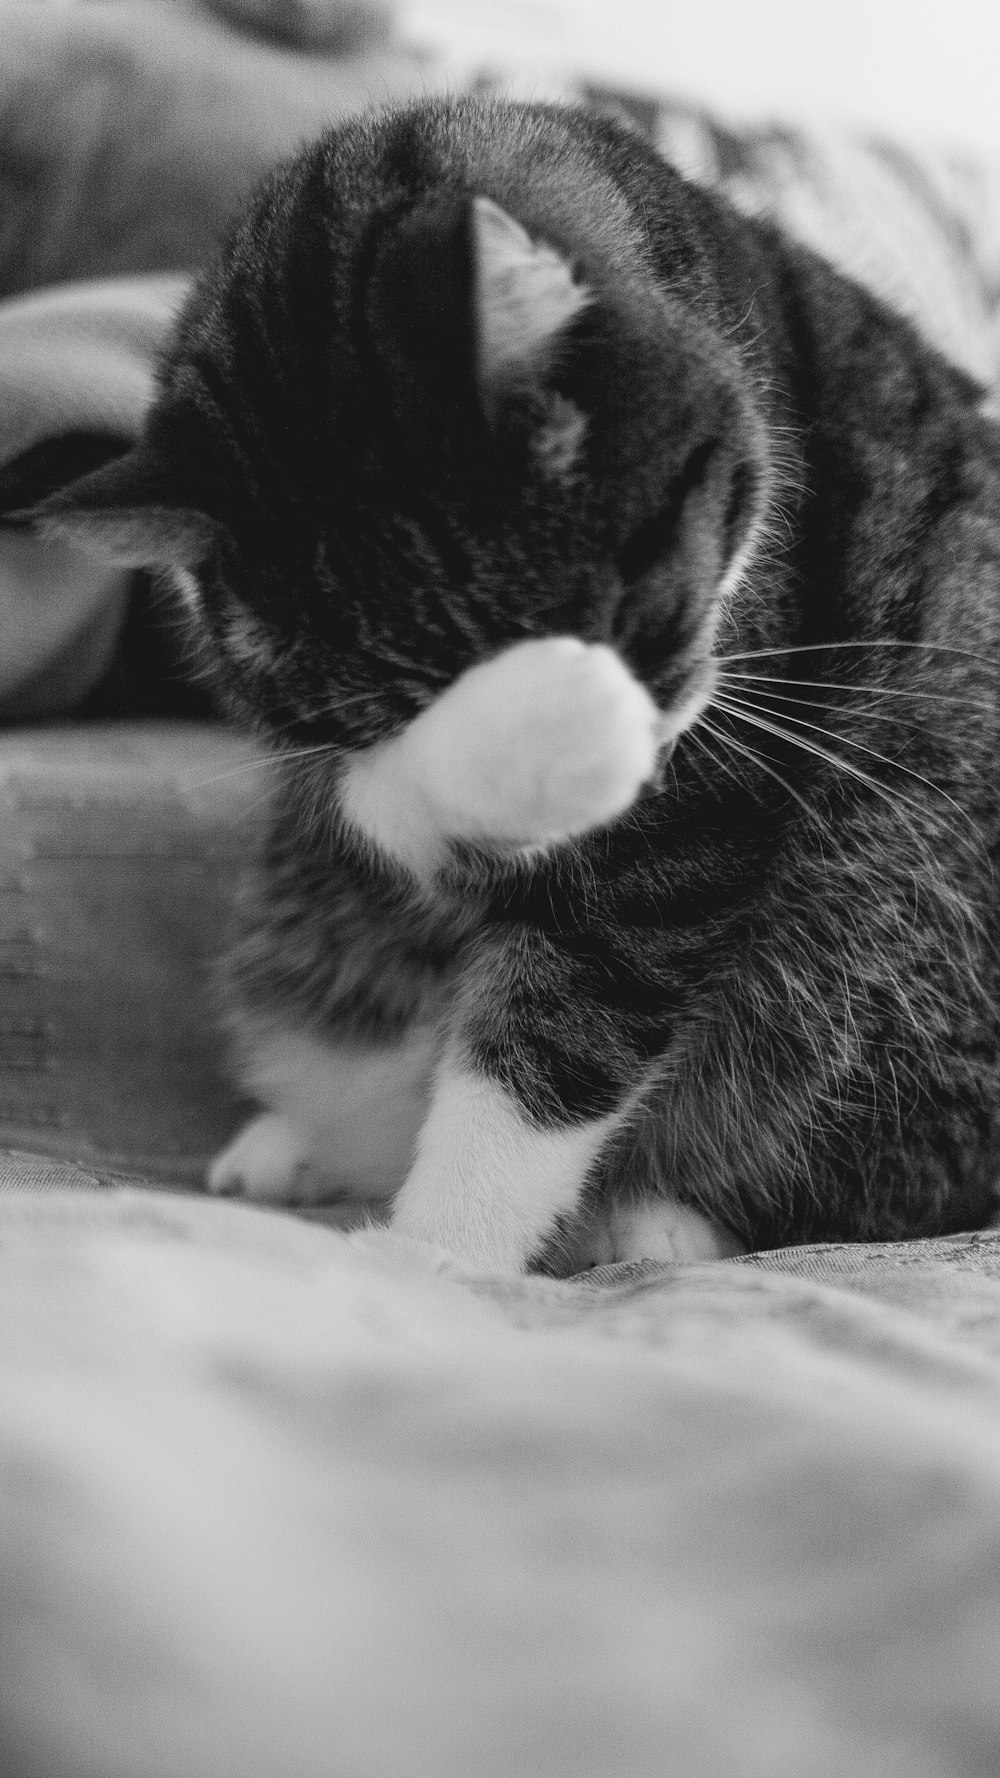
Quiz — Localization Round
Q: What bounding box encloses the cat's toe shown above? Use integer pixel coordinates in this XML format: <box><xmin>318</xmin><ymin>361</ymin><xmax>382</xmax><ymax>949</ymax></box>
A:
<box><xmin>572</xmin><ymin>1198</ymin><xmax>743</xmax><ymax>1267</ymax></box>
<box><xmin>207</xmin><ymin>1112</ymin><xmax>321</xmax><ymax>1202</ymax></box>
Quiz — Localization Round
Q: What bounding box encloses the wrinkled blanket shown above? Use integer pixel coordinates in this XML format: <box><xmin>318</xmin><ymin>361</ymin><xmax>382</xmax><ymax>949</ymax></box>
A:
<box><xmin>3</xmin><ymin>1183</ymin><xmax>1000</xmax><ymax>1778</ymax></box>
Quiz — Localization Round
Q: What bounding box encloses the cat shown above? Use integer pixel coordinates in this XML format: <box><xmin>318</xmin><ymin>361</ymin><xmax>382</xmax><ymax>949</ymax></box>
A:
<box><xmin>30</xmin><ymin>96</ymin><xmax>1000</xmax><ymax>1272</ymax></box>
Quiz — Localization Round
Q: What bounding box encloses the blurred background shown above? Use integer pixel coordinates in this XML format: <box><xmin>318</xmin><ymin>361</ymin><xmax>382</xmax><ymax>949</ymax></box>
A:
<box><xmin>402</xmin><ymin>0</ymin><xmax>1000</xmax><ymax>149</ymax></box>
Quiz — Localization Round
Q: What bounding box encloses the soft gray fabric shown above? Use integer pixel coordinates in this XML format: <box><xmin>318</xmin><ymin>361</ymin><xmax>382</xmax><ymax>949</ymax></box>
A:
<box><xmin>0</xmin><ymin>277</ymin><xmax>188</xmax><ymax>714</ymax></box>
<box><xmin>3</xmin><ymin>1183</ymin><xmax>1000</xmax><ymax>1778</ymax></box>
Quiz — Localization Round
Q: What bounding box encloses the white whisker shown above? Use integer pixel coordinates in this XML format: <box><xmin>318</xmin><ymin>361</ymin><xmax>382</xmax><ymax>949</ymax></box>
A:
<box><xmin>711</xmin><ymin>698</ymin><xmax>979</xmax><ymax>868</ymax></box>
<box><xmin>696</xmin><ymin>714</ymin><xmax>832</xmax><ymax>832</ymax></box>
<box><xmin>712</xmin><ymin>694</ymin><xmax>928</xmax><ymax>816</ymax></box>
<box><xmin>715</xmin><ymin>678</ymin><xmax>955</xmax><ymax>746</ymax></box>
<box><xmin>680</xmin><ymin>723</ymin><xmax>731</xmax><ymax>795</ymax></box>
<box><xmin>717</xmin><ymin>640</ymin><xmax>996</xmax><ymax>668</ymax></box>
<box><xmin>717</xmin><ymin>669</ymin><xmax>997</xmax><ymax>717</ymax></box>
<box><xmin>183</xmin><ymin>739</ymin><xmax>339</xmax><ymax>793</ymax></box>
<box><xmin>714</xmin><ymin>689</ymin><xmax>973</xmax><ymax>827</ymax></box>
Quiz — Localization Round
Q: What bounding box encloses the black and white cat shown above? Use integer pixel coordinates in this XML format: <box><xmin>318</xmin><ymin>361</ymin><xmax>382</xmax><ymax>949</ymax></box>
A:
<box><xmin>34</xmin><ymin>98</ymin><xmax>1000</xmax><ymax>1270</ymax></box>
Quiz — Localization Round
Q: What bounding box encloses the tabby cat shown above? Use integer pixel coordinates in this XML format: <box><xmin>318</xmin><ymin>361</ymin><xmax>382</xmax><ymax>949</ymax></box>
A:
<box><xmin>35</xmin><ymin>97</ymin><xmax>1000</xmax><ymax>1270</ymax></box>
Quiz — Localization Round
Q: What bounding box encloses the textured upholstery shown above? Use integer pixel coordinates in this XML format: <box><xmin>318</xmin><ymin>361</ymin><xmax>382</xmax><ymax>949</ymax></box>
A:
<box><xmin>0</xmin><ymin>721</ymin><xmax>261</xmax><ymax>1186</ymax></box>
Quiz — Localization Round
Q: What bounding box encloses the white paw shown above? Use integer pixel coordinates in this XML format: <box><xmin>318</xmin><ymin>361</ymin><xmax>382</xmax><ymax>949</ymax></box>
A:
<box><xmin>569</xmin><ymin>1198</ymin><xmax>743</xmax><ymax>1268</ymax></box>
<box><xmin>207</xmin><ymin>1113</ymin><xmax>329</xmax><ymax>1204</ymax></box>
<box><xmin>408</xmin><ymin>636</ymin><xmax>661</xmax><ymax>846</ymax></box>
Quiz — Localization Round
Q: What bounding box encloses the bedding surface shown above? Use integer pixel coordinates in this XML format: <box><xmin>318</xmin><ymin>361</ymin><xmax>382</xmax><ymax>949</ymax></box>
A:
<box><xmin>3</xmin><ymin>1183</ymin><xmax>1000</xmax><ymax>1778</ymax></box>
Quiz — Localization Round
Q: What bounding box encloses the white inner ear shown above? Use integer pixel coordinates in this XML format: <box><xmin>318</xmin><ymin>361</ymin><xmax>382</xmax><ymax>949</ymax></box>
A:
<box><xmin>472</xmin><ymin>196</ymin><xmax>591</xmax><ymax>399</ymax></box>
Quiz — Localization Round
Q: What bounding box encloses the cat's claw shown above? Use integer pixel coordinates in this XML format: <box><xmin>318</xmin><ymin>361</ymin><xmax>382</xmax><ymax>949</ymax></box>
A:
<box><xmin>207</xmin><ymin>1112</ymin><xmax>325</xmax><ymax>1203</ymax></box>
<box><xmin>410</xmin><ymin>636</ymin><xmax>662</xmax><ymax>846</ymax></box>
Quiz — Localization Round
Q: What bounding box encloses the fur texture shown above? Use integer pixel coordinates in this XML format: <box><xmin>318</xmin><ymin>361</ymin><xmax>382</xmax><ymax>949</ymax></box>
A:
<box><xmin>35</xmin><ymin>97</ymin><xmax>1000</xmax><ymax>1268</ymax></box>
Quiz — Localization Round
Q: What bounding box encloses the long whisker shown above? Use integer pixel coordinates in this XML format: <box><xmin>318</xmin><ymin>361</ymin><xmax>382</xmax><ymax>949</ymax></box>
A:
<box><xmin>716</xmin><ymin>669</ymin><xmax>997</xmax><ymax>717</ymax></box>
<box><xmin>182</xmin><ymin>755</ymin><xmax>278</xmax><ymax>792</ymax></box>
<box><xmin>680</xmin><ymin>722</ymin><xmax>740</xmax><ymax>802</ymax></box>
<box><xmin>715</xmin><ymin>679</ymin><xmax>954</xmax><ymax>746</ymax></box>
<box><xmin>712</xmin><ymin>694</ymin><xmax>972</xmax><ymax>838</ymax></box>
<box><xmin>183</xmin><ymin>739</ymin><xmax>340</xmax><ymax>792</ymax></box>
<box><xmin>717</xmin><ymin>640</ymin><xmax>997</xmax><ymax>668</ymax></box>
<box><xmin>696</xmin><ymin>713</ymin><xmax>832</xmax><ymax>831</ymax></box>
<box><xmin>685</xmin><ymin>721</ymin><xmax>746</xmax><ymax>795</ymax></box>
<box><xmin>711</xmin><ymin>697</ymin><xmax>921</xmax><ymax>819</ymax></box>
<box><xmin>715</xmin><ymin>688</ymin><xmax>971</xmax><ymax>822</ymax></box>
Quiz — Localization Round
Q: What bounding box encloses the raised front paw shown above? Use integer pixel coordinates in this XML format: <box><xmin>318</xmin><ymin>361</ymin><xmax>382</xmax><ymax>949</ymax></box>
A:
<box><xmin>409</xmin><ymin>636</ymin><xmax>662</xmax><ymax>846</ymax></box>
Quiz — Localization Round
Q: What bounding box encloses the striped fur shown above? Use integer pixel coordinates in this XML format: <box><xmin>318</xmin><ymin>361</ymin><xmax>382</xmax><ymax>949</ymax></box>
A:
<box><xmin>37</xmin><ymin>98</ymin><xmax>1000</xmax><ymax>1267</ymax></box>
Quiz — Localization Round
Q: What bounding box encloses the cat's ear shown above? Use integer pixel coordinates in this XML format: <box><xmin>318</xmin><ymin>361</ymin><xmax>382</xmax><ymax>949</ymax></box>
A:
<box><xmin>471</xmin><ymin>197</ymin><xmax>591</xmax><ymax>434</ymax></box>
<box><xmin>17</xmin><ymin>444</ymin><xmax>218</xmax><ymax>569</ymax></box>
<box><xmin>469</xmin><ymin>200</ymin><xmax>590</xmax><ymax>472</ymax></box>
<box><xmin>369</xmin><ymin>192</ymin><xmax>591</xmax><ymax>469</ymax></box>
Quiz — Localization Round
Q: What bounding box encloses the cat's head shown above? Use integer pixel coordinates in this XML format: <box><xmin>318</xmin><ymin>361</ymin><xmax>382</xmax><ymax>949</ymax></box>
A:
<box><xmin>29</xmin><ymin>100</ymin><xmax>771</xmax><ymax>753</ymax></box>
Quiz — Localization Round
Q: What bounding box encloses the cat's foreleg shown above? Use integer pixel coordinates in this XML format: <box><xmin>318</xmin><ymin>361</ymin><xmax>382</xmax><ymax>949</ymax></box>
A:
<box><xmin>207</xmin><ymin>794</ymin><xmax>462</xmax><ymax>1206</ymax></box>
<box><xmin>389</xmin><ymin>1042</ymin><xmax>738</xmax><ymax>1271</ymax></box>
<box><xmin>388</xmin><ymin>1045</ymin><xmax>623</xmax><ymax>1270</ymax></box>
<box><xmin>389</xmin><ymin>1047</ymin><xmax>739</xmax><ymax>1272</ymax></box>
<box><xmin>386</xmin><ymin>929</ymin><xmax>732</xmax><ymax>1273</ymax></box>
